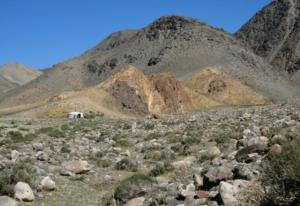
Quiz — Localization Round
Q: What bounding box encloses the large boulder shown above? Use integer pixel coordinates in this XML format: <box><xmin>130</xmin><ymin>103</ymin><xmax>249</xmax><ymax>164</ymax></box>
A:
<box><xmin>0</xmin><ymin>196</ymin><xmax>18</xmax><ymax>206</ymax></box>
<box><xmin>38</xmin><ymin>176</ymin><xmax>56</xmax><ymax>191</ymax></box>
<box><xmin>172</xmin><ymin>156</ymin><xmax>196</xmax><ymax>170</ymax></box>
<box><xmin>203</xmin><ymin>165</ymin><xmax>233</xmax><ymax>189</ymax></box>
<box><xmin>124</xmin><ymin>197</ymin><xmax>145</xmax><ymax>206</ymax></box>
<box><xmin>219</xmin><ymin>180</ymin><xmax>253</xmax><ymax>206</ymax></box>
<box><xmin>62</xmin><ymin>160</ymin><xmax>92</xmax><ymax>174</ymax></box>
<box><xmin>235</xmin><ymin>144</ymin><xmax>268</xmax><ymax>162</ymax></box>
<box><xmin>14</xmin><ymin>182</ymin><xmax>34</xmax><ymax>202</ymax></box>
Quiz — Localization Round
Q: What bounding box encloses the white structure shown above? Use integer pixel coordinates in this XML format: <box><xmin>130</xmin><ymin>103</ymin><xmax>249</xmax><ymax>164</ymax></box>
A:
<box><xmin>68</xmin><ymin>112</ymin><xmax>84</xmax><ymax>119</ymax></box>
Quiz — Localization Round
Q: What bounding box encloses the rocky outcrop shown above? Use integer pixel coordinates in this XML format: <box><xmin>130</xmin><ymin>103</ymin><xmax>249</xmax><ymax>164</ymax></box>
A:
<box><xmin>101</xmin><ymin>65</ymin><xmax>195</xmax><ymax>116</ymax></box>
<box><xmin>185</xmin><ymin>68</ymin><xmax>268</xmax><ymax>106</ymax></box>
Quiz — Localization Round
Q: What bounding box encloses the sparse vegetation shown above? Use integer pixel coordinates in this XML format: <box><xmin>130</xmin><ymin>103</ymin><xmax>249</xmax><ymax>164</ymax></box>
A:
<box><xmin>149</xmin><ymin>162</ymin><xmax>174</xmax><ymax>177</ymax></box>
<box><xmin>37</xmin><ymin>127</ymin><xmax>65</xmax><ymax>138</ymax></box>
<box><xmin>260</xmin><ymin>137</ymin><xmax>300</xmax><ymax>206</ymax></box>
<box><xmin>115</xmin><ymin>158</ymin><xmax>138</xmax><ymax>172</ymax></box>
<box><xmin>114</xmin><ymin>173</ymin><xmax>154</xmax><ymax>204</ymax></box>
<box><xmin>0</xmin><ymin>161</ymin><xmax>35</xmax><ymax>196</ymax></box>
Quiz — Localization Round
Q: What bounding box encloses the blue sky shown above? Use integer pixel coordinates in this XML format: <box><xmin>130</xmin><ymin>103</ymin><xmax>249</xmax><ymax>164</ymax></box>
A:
<box><xmin>0</xmin><ymin>0</ymin><xmax>272</xmax><ymax>69</ymax></box>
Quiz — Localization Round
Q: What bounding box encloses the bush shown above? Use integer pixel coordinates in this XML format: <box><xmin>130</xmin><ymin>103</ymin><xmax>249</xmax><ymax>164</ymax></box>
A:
<box><xmin>0</xmin><ymin>162</ymin><xmax>35</xmax><ymax>196</ymax></box>
<box><xmin>37</xmin><ymin>127</ymin><xmax>65</xmax><ymax>138</ymax></box>
<box><xmin>149</xmin><ymin>162</ymin><xmax>174</xmax><ymax>177</ymax></box>
<box><xmin>214</xmin><ymin>131</ymin><xmax>242</xmax><ymax>147</ymax></box>
<box><xmin>115</xmin><ymin>158</ymin><xmax>137</xmax><ymax>172</ymax></box>
<box><xmin>114</xmin><ymin>173</ymin><xmax>154</xmax><ymax>205</ymax></box>
<box><xmin>260</xmin><ymin>137</ymin><xmax>300</xmax><ymax>206</ymax></box>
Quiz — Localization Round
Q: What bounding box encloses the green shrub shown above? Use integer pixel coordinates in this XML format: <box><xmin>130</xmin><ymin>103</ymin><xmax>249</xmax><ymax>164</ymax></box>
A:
<box><xmin>61</xmin><ymin>124</ymin><xmax>70</xmax><ymax>131</ymax></box>
<box><xmin>115</xmin><ymin>158</ymin><xmax>137</xmax><ymax>172</ymax></box>
<box><xmin>214</xmin><ymin>131</ymin><xmax>241</xmax><ymax>147</ymax></box>
<box><xmin>114</xmin><ymin>173</ymin><xmax>154</xmax><ymax>204</ymax></box>
<box><xmin>37</xmin><ymin>127</ymin><xmax>65</xmax><ymax>138</ymax></box>
<box><xmin>0</xmin><ymin>162</ymin><xmax>35</xmax><ymax>196</ymax></box>
<box><xmin>144</xmin><ymin>150</ymin><xmax>174</xmax><ymax>161</ymax></box>
<box><xmin>149</xmin><ymin>162</ymin><xmax>174</xmax><ymax>177</ymax></box>
<box><xmin>6</xmin><ymin>131</ymin><xmax>23</xmax><ymax>142</ymax></box>
<box><xmin>260</xmin><ymin>137</ymin><xmax>300</xmax><ymax>206</ymax></box>
<box><xmin>61</xmin><ymin>145</ymin><xmax>71</xmax><ymax>153</ymax></box>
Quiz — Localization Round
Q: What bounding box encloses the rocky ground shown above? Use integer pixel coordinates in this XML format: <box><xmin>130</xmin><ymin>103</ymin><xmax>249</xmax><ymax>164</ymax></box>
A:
<box><xmin>0</xmin><ymin>104</ymin><xmax>299</xmax><ymax>206</ymax></box>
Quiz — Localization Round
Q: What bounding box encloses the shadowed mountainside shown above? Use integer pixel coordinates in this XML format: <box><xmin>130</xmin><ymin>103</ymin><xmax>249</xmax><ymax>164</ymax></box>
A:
<box><xmin>236</xmin><ymin>0</ymin><xmax>300</xmax><ymax>83</ymax></box>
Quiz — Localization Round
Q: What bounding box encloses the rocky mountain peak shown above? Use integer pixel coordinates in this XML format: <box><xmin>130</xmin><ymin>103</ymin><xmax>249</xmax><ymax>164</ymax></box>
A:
<box><xmin>236</xmin><ymin>0</ymin><xmax>300</xmax><ymax>78</ymax></box>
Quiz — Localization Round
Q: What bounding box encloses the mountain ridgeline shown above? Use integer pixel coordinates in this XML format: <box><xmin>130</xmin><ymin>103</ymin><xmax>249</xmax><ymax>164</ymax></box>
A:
<box><xmin>1</xmin><ymin>15</ymin><xmax>298</xmax><ymax>110</ymax></box>
<box><xmin>0</xmin><ymin>62</ymin><xmax>41</xmax><ymax>95</ymax></box>
<box><xmin>236</xmin><ymin>0</ymin><xmax>300</xmax><ymax>82</ymax></box>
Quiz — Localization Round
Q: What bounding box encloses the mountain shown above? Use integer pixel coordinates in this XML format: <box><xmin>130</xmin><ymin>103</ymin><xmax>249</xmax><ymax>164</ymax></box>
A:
<box><xmin>6</xmin><ymin>65</ymin><xmax>269</xmax><ymax>118</ymax></box>
<box><xmin>236</xmin><ymin>0</ymin><xmax>300</xmax><ymax>82</ymax></box>
<box><xmin>0</xmin><ymin>15</ymin><xmax>299</xmax><ymax>110</ymax></box>
<box><xmin>0</xmin><ymin>62</ymin><xmax>42</xmax><ymax>95</ymax></box>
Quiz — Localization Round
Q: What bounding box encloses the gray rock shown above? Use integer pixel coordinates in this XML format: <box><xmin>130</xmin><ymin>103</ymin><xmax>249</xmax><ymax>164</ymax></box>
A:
<box><xmin>203</xmin><ymin>165</ymin><xmax>233</xmax><ymax>189</ymax></box>
<box><xmin>269</xmin><ymin>144</ymin><xmax>282</xmax><ymax>155</ymax></box>
<box><xmin>235</xmin><ymin>144</ymin><xmax>268</xmax><ymax>162</ymax></box>
<box><xmin>10</xmin><ymin>150</ymin><xmax>20</xmax><ymax>163</ymax></box>
<box><xmin>36</xmin><ymin>151</ymin><xmax>48</xmax><ymax>161</ymax></box>
<box><xmin>14</xmin><ymin>182</ymin><xmax>34</xmax><ymax>202</ymax></box>
<box><xmin>219</xmin><ymin>181</ymin><xmax>238</xmax><ymax>206</ymax></box>
<box><xmin>0</xmin><ymin>196</ymin><xmax>18</xmax><ymax>206</ymax></box>
<box><xmin>206</xmin><ymin>146</ymin><xmax>221</xmax><ymax>158</ymax></box>
<box><xmin>172</xmin><ymin>156</ymin><xmax>196</xmax><ymax>170</ymax></box>
<box><xmin>62</xmin><ymin>160</ymin><xmax>92</xmax><ymax>174</ymax></box>
<box><xmin>124</xmin><ymin>197</ymin><xmax>145</xmax><ymax>206</ymax></box>
<box><xmin>179</xmin><ymin>183</ymin><xmax>196</xmax><ymax>198</ymax></box>
<box><xmin>38</xmin><ymin>176</ymin><xmax>56</xmax><ymax>191</ymax></box>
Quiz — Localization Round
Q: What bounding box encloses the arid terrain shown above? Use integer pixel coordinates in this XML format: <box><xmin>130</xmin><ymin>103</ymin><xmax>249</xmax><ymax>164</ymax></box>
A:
<box><xmin>0</xmin><ymin>0</ymin><xmax>300</xmax><ymax>205</ymax></box>
<box><xmin>0</xmin><ymin>104</ymin><xmax>299</xmax><ymax>206</ymax></box>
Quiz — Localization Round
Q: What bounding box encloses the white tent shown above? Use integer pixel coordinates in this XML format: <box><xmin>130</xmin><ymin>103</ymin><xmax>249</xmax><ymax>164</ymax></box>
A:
<box><xmin>68</xmin><ymin>112</ymin><xmax>84</xmax><ymax>119</ymax></box>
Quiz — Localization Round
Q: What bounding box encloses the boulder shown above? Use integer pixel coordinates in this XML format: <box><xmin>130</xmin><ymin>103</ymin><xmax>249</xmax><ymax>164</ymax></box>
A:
<box><xmin>269</xmin><ymin>144</ymin><xmax>282</xmax><ymax>155</ymax></box>
<box><xmin>14</xmin><ymin>182</ymin><xmax>34</xmax><ymax>202</ymax></box>
<box><xmin>246</xmin><ymin>136</ymin><xmax>268</xmax><ymax>147</ymax></box>
<box><xmin>219</xmin><ymin>180</ymin><xmax>252</xmax><ymax>206</ymax></box>
<box><xmin>203</xmin><ymin>165</ymin><xmax>233</xmax><ymax>189</ymax></box>
<box><xmin>206</xmin><ymin>146</ymin><xmax>221</xmax><ymax>158</ymax></box>
<box><xmin>62</xmin><ymin>160</ymin><xmax>92</xmax><ymax>174</ymax></box>
<box><xmin>0</xmin><ymin>196</ymin><xmax>18</xmax><ymax>206</ymax></box>
<box><xmin>32</xmin><ymin>142</ymin><xmax>44</xmax><ymax>151</ymax></box>
<box><xmin>36</xmin><ymin>151</ymin><xmax>48</xmax><ymax>161</ymax></box>
<box><xmin>233</xmin><ymin>164</ymin><xmax>255</xmax><ymax>180</ymax></box>
<box><xmin>10</xmin><ymin>150</ymin><xmax>20</xmax><ymax>163</ymax></box>
<box><xmin>38</xmin><ymin>176</ymin><xmax>56</xmax><ymax>191</ymax></box>
<box><xmin>235</xmin><ymin>144</ymin><xmax>268</xmax><ymax>162</ymax></box>
<box><xmin>179</xmin><ymin>183</ymin><xmax>196</xmax><ymax>198</ymax></box>
<box><xmin>172</xmin><ymin>156</ymin><xmax>196</xmax><ymax>170</ymax></box>
<box><xmin>125</xmin><ymin>197</ymin><xmax>145</xmax><ymax>206</ymax></box>
<box><xmin>219</xmin><ymin>181</ymin><xmax>238</xmax><ymax>206</ymax></box>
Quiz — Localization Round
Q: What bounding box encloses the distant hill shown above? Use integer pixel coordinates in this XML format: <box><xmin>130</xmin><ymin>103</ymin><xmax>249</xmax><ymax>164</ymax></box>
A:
<box><xmin>0</xmin><ymin>62</ymin><xmax>42</xmax><ymax>95</ymax></box>
<box><xmin>236</xmin><ymin>0</ymin><xmax>300</xmax><ymax>82</ymax></box>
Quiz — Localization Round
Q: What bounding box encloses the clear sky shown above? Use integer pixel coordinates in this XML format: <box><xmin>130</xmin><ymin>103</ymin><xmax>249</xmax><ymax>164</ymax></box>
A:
<box><xmin>0</xmin><ymin>0</ymin><xmax>272</xmax><ymax>69</ymax></box>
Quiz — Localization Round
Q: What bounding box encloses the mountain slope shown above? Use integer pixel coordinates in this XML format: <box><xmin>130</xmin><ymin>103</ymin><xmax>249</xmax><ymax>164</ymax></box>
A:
<box><xmin>0</xmin><ymin>62</ymin><xmax>42</xmax><ymax>94</ymax></box>
<box><xmin>236</xmin><ymin>0</ymin><xmax>300</xmax><ymax>81</ymax></box>
<box><xmin>0</xmin><ymin>15</ymin><xmax>299</xmax><ymax>107</ymax></box>
<box><xmin>2</xmin><ymin>65</ymin><xmax>270</xmax><ymax>118</ymax></box>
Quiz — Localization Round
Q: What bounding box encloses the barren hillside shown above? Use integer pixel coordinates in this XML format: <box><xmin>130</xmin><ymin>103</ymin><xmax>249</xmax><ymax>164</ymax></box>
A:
<box><xmin>0</xmin><ymin>15</ymin><xmax>298</xmax><ymax>108</ymax></box>
<box><xmin>0</xmin><ymin>62</ymin><xmax>42</xmax><ymax>94</ymax></box>
<box><xmin>236</xmin><ymin>0</ymin><xmax>300</xmax><ymax>82</ymax></box>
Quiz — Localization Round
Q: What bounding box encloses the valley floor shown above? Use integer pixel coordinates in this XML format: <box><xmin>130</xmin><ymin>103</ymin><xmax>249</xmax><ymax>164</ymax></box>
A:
<box><xmin>0</xmin><ymin>104</ymin><xmax>299</xmax><ymax>206</ymax></box>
